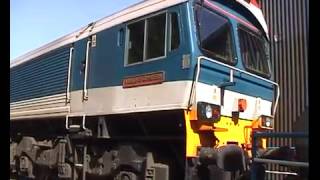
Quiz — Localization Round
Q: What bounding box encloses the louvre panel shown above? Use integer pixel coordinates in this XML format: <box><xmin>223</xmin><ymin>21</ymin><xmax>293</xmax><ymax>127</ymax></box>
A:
<box><xmin>261</xmin><ymin>0</ymin><xmax>308</xmax><ymax>179</ymax></box>
<box><xmin>10</xmin><ymin>45</ymin><xmax>71</xmax><ymax>103</ymax></box>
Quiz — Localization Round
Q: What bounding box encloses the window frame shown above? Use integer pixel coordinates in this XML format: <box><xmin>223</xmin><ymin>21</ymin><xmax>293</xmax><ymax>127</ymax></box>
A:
<box><xmin>168</xmin><ymin>11</ymin><xmax>181</xmax><ymax>52</ymax></box>
<box><xmin>237</xmin><ymin>24</ymin><xmax>271</xmax><ymax>78</ymax></box>
<box><xmin>124</xmin><ymin>11</ymin><xmax>169</xmax><ymax>67</ymax></box>
<box><xmin>194</xmin><ymin>5</ymin><xmax>238</xmax><ymax>66</ymax></box>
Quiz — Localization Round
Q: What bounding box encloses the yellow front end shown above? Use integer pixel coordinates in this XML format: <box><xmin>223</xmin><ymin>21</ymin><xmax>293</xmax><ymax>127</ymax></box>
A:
<box><xmin>185</xmin><ymin>110</ymin><xmax>268</xmax><ymax>158</ymax></box>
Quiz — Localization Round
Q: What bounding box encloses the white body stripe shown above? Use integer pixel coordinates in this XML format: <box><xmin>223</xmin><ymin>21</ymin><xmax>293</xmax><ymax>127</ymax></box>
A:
<box><xmin>196</xmin><ymin>83</ymin><xmax>272</xmax><ymax>119</ymax></box>
<box><xmin>10</xmin><ymin>93</ymin><xmax>70</xmax><ymax>120</ymax></box>
<box><xmin>69</xmin><ymin>81</ymin><xmax>193</xmax><ymax>116</ymax></box>
<box><xmin>10</xmin><ymin>81</ymin><xmax>272</xmax><ymax>120</ymax></box>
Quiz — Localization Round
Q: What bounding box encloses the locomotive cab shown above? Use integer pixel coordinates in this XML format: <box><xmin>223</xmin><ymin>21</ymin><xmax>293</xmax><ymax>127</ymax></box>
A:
<box><xmin>183</xmin><ymin>0</ymin><xmax>279</xmax><ymax>178</ymax></box>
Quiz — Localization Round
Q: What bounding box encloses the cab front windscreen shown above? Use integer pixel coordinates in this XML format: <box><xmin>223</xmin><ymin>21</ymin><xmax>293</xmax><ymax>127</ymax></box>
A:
<box><xmin>195</xmin><ymin>5</ymin><xmax>235</xmax><ymax>64</ymax></box>
<box><xmin>195</xmin><ymin>5</ymin><xmax>271</xmax><ymax>77</ymax></box>
<box><xmin>238</xmin><ymin>26</ymin><xmax>271</xmax><ymax>77</ymax></box>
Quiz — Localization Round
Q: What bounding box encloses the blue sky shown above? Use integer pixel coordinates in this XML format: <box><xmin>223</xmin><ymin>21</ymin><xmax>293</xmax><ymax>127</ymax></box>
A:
<box><xmin>10</xmin><ymin>0</ymin><xmax>142</xmax><ymax>61</ymax></box>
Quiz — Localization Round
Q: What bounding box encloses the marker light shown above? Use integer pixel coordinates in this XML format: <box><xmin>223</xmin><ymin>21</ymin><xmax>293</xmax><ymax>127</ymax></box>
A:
<box><xmin>238</xmin><ymin>98</ymin><xmax>247</xmax><ymax>112</ymax></box>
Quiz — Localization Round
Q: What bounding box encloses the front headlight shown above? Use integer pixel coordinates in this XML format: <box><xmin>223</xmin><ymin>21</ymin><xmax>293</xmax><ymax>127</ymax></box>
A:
<box><xmin>205</xmin><ymin>104</ymin><xmax>213</xmax><ymax>119</ymax></box>
<box><xmin>259</xmin><ymin>115</ymin><xmax>274</xmax><ymax>129</ymax></box>
<box><xmin>197</xmin><ymin>102</ymin><xmax>221</xmax><ymax>122</ymax></box>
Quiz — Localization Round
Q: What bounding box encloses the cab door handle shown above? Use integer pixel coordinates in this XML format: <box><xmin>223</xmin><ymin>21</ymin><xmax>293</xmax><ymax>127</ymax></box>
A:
<box><xmin>219</xmin><ymin>69</ymin><xmax>236</xmax><ymax>88</ymax></box>
<box><xmin>219</xmin><ymin>69</ymin><xmax>236</xmax><ymax>106</ymax></box>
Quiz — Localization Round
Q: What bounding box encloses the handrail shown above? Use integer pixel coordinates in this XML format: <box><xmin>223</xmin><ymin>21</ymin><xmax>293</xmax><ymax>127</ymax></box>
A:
<box><xmin>253</xmin><ymin>132</ymin><xmax>308</xmax><ymax>138</ymax></box>
<box><xmin>65</xmin><ymin>115</ymin><xmax>87</xmax><ymax>130</ymax></box>
<box><xmin>66</xmin><ymin>47</ymin><xmax>74</xmax><ymax>103</ymax></box>
<box><xmin>83</xmin><ymin>40</ymin><xmax>91</xmax><ymax>100</ymax></box>
<box><xmin>193</xmin><ymin>56</ymin><xmax>280</xmax><ymax>117</ymax></box>
<box><xmin>253</xmin><ymin>158</ymin><xmax>309</xmax><ymax>168</ymax></box>
<box><xmin>251</xmin><ymin>131</ymin><xmax>309</xmax><ymax>179</ymax></box>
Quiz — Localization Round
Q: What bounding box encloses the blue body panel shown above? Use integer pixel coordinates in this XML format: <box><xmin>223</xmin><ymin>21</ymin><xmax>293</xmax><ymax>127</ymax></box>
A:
<box><xmin>79</xmin><ymin>1</ymin><xmax>273</xmax><ymax>101</ymax></box>
<box><xmin>70</xmin><ymin>4</ymin><xmax>194</xmax><ymax>91</ymax></box>
<box><xmin>11</xmin><ymin>1</ymin><xmax>274</xmax><ymax>104</ymax></box>
<box><xmin>88</xmin><ymin>26</ymin><xmax>125</xmax><ymax>88</ymax></box>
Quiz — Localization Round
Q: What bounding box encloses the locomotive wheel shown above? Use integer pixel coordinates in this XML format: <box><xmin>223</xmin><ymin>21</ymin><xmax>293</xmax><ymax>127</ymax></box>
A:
<box><xmin>113</xmin><ymin>170</ymin><xmax>139</xmax><ymax>180</ymax></box>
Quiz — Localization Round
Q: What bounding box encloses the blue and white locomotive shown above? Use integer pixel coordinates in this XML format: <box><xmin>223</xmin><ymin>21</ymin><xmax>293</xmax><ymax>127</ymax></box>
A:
<box><xmin>10</xmin><ymin>0</ymin><xmax>279</xmax><ymax>179</ymax></box>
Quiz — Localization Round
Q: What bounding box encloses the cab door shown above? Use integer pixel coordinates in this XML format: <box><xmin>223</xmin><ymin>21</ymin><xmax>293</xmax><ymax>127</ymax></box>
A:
<box><xmin>69</xmin><ymin>37</ymin><xmax>92</xmax><ymax>114</ymax></box>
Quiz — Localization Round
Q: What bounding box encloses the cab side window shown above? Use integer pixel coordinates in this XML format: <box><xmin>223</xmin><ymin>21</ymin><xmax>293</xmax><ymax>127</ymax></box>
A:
<box><xmin>170</xmin><ymin>12</ymin><xmax>180</xmax><ymax>51</ymax></box>
<box><xmin>127</xmin><ymin>21</ymin><xmax>145</xmax><ymax>64</ymax></box>
<box><xmin>146</xmin><ymin>13</ymin><xmax>166</xmax><ymax>59</ymax></box>
<box><xmin>125</xmin><ymin>11</ymin><xmax>181</xmax><ymax>65</ymax></box>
